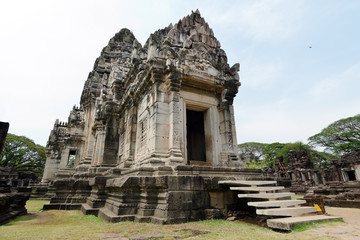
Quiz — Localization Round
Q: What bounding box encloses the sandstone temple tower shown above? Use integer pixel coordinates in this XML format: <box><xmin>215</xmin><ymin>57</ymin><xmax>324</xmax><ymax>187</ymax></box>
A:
<box><xmin>39</xmin><ymin>10</ymin><xmax>262</xmax><ymax>223</ymax></box>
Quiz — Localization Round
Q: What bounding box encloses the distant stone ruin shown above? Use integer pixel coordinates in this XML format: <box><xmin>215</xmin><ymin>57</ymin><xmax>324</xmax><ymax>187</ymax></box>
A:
<box><xmin>0</xmin><ymin>167</ymin><xmax>32</xmax><ymax>225</ymax></box>
<box><xmin>272</xmin><ymin>149</ymin><xmax>360</xmax><ymax>209</ymax></box>
<box><xmin>307</xmin><ymin>149</ymin><xmax>360</xmax><ymax>208</ymax></box>
<box><xmin>38</xmin><ymin>10</ymin><xmax>262</xmax><ymax>223</ymax></box>
<box><xmin>0</xmin><ymin>123</ymin><xmax>30</xmax><ymax>225</ymax></box>
<box><xmin>0</xmin><ymin>122</ymin><xmax>9</xmax><ymax>157</ymax></box>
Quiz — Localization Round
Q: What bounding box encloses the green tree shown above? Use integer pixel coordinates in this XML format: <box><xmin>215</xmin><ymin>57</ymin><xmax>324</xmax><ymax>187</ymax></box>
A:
<box><xmin>238</xmin><ymin>141</ymin><xmax>335</xmax><ymax>169</ymax></box>
<box><xmin>276</xmin><ymin>142</ymin><xmax>311</xmax><ymax>164</ymax></box>
<box><xmin>238</xmin><ymin>142</ymin><xmax>285</xmax><ymax>169</ymax></box>
<box><xmin>0</xmin><ymin>133</ymin><xmax>46</xmax><ymax>177</ymax></box>
<box><xmin>238</xmin><ymin>142</ymin><xmax>267</xmax><ymax>169</ymax></box>
<box><xmin>262</xmin><ymin>142</ymin><xmax>286</xmax><ymax>168</ymax></box>
<box><xmin>308</xmin><ymin>114</ymin><xmax>360</xmax><ymax>155</ymax></box>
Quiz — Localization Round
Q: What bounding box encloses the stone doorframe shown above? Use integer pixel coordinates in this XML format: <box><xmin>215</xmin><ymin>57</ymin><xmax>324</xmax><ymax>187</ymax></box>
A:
<box><xmin>179</xmin><ymin>90</ymin><xmax>221</xmax><ymax>166</ymax></box>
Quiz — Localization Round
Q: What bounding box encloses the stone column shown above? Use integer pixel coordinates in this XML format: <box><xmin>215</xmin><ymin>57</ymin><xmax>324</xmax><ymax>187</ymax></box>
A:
<box><xmin>166</xmin><ymin>67</ymin><xmax>183</xmax><ymax>166</ymax></box>
<box><xmin>80</xmin><ymin>105</ymin><xmax>96</xmax><ymax>165</ymax></box>
<box><xmin>204</xmin><ymin>106</ymin><xmax>221</xmax><ymax>165</ymax></box>
<box><xmin>168</xmin><ymin>91</ymin><xmax>183</xmax><ymax>165</ymax></box>
<box><xmin>92</xmin><ymin>122</ymin><xmax>106</xmax><ymax>166</ymax></box>
<box><xmin>219</xmin><ymin>103</ymin><xmax>241</xmax><ymax>167</ymax></box>
<box><xmin>121</xmin><ymin>106</ymin><xmax>137</xmax><ymax>167</ymax></box>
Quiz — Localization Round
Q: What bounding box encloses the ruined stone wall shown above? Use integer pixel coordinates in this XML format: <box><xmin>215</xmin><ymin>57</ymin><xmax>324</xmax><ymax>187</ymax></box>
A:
<box><xmin>0</xmin><ymin>122</ymin><xmax>9</xmax><ymax>157</ymax></box>
<box><xmin>0</xmin><ymin>167</ymin><xmax>31</xmax><ymax>225</ymax></box>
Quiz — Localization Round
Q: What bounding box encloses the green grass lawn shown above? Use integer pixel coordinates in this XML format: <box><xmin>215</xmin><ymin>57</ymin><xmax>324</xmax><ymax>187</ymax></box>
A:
<box><xmin>0</xmin><ymin>200</ymin><xmax>341</xmax><ymax>240</ymax></box>
<box><xmin>291</xmin><ymin>195</ymin><xmax>304</xmax><ymax>200</ymax></box>
<box><xmin>26</xmin><ymin>199</ymin><xmax>50</xmax><ymax>211</ymax></box>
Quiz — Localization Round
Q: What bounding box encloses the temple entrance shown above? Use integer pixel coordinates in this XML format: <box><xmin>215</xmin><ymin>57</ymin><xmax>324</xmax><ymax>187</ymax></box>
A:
<box><xmin>347</xmin><ymin>170</ymin><xmax>356</xmax><ymax>181</ymax></box>
<box><xmin>186</xmin><ymin>109</ymin><xmax>206</xmax><ymax>163</ymax></box>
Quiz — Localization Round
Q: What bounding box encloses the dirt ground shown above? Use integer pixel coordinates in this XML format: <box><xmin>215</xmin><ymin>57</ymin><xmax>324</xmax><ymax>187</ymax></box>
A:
<box><xmin>308</xmin><ymin>207</ymin><xmax>360</xmax><ymax>239</ymax></box>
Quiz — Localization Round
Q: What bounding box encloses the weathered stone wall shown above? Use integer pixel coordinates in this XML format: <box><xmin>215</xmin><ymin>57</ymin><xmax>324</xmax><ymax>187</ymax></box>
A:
<box><xmin>0</xmin><ymin>167</ymin><xmax>30</xmax><ymax>225</ymax></box>
<box><xmin>0</xmin><ymin>187</ymin><xmax>29</xmax><ymax>225</ymax></box>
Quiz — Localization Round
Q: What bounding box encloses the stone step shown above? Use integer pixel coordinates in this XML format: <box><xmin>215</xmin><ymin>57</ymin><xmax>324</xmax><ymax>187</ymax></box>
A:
<box><xmin>248</xmin><ymin>199</ymin><xmax>306</xmax><ymax>208</ymax></box>
<box><xmin>98</xmin><ymin>207</ymin><xmax>135</xmax><ymax>223</ymax></box>
<box><xmin>81</xmin><ymin>203</ymin><xmax>99</xmax><ymax>216</ymax></box>
<box><xmin>238</xmin><ymin>192</ymin><xmax>294</xmax><ymax>199</ymax></box>
<box><xmin>256</xmin><ymin>206</ymin><xmax>317</xmax><ymax>217</ymax></box>
<box><xmin>267</xmin><ymin>215</ymin><xmax>343</xmax><ymax>231</ymax></box>
<box><xmin>43</xmin><ymin>203</ymin><xmax>82</xmax><ymax>210</ymax></box>
<box><xmin>230</xmin><ymin>186</ymin><xmax>285</xmax><ymax>192</ymax></box>
<box><xmin>218</xmin><ymin>180</ymin><xmax>277</xmax><ymax>186</ymax></box>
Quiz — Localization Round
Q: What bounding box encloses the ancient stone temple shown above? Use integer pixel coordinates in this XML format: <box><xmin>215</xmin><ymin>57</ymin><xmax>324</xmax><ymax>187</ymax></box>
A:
<box><xmin>40</xmin><ymin>10</ymin><xmax>262</xmax><ymax>223</ymax></box>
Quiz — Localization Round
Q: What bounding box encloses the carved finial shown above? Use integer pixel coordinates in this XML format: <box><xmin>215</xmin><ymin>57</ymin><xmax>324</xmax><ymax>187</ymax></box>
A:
<box><xmin>195</xmin><ymin>9</ymin><xmax>201</xmax><ymax>15</ymax></box>
<box><xmin>229</xmin><ymin>63</ymin><xmax>240</xmax><ymax>75</ymax></box>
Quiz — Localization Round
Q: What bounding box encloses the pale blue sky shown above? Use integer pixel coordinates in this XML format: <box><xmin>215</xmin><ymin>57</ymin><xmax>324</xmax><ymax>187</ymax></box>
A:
<box><xmin>1</xmin><ymin>0</ymin><xmax>359</xmax><ymax>146</ymax></box>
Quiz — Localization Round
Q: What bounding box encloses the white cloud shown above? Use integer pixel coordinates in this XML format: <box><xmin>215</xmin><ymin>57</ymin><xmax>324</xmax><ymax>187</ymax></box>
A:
<box><xmin>235</xmin><ymin>98</ymin><xmax>301</xmax><ymax>143</ymax></box>
<box><xmin>235</xmin><ymin>61</ymin><xmax>360</xmax><ymax>145</ymax></box>
<box><xmin>241</xmin><ymin>61</ymin><xmax>282</xmax><ymax>87</ymax></box>
<box><xmin>307</xmin><ymin>62</ymin><xmax>360</xmax><ymax>99</ymax></box>
<box><xmin>214</xmin><ymin>0</ymin><xmax>303</xmax><ymax>41</ymax></box>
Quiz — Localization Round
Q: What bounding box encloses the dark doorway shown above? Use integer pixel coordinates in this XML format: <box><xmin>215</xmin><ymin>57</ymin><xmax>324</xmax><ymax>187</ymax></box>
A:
<box><xmin>186</xmin><ymin>109</ymin><xmax>206</xmax><ymax>163</ymax></box>
<box><xmin>68</xmin><ymin>150</ymin><xmax>76</xmax><ymax>166</ymax></box>
<box><xmin>347</xmin><ymin>170</ymin><xmax>356</xmax><ymax>181</ymax></box>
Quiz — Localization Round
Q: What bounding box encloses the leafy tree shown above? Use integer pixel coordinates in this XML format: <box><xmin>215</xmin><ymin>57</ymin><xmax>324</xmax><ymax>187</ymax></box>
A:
<box><xmin>0</xmin><ymin>133</ymin><xmax>46</xmax><ymax>177</ymax></box>
<box><xmin>238</xmin><ymin>142</ymin><xmax>285</xmax><ymax>169</ymax></box>
<box><xmin>309</xmin><ymin>150</ymin><xmax>335</xmax><ymax>168</ymax></box>
<box><xmin>238</xmin><ymin>142</ymin><xmax>266</xmax><ymax>168</ymax></box>
<box><xmin>238</xmin><ymin>141</ymin><xmax>335</xmax><ymax>169</ymax></box>
<box><xmin>308</xmin><ymin>114</ymin><xmax>360</xmax><ymax>155</ymax></box>
<box><xmin>262</xmin><ymin>143</ymin><xmax>286</xmax><ymax>168</ymax></box>
<box><xmin>276</xmin><ymin>142</ymin><xmax>311</xmax><ymax>164</ymax></box>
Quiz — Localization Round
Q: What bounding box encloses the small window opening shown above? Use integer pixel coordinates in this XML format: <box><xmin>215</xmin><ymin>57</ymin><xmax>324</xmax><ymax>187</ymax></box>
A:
<box><xmin>347</xmin><ymin>170</ymin><xmax>356</xmax><ymax>181</ymax></box>
<box><xmin>305</xmin><ymin>172</ymin><xmax>309</xmax><ymax>181</ymax></box>
<box><xmin>68</xmin><ymin>150</ymin><xmax>76</xmax><ymax>166</ymax></box>
<box><xmin>139</xmin><ymin>118</ymin><xmax>147</xmax><ymax>149</ymax></box>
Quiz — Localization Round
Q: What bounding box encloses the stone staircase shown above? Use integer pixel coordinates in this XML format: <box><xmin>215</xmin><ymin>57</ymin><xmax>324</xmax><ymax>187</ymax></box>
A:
<box><xmin>219</xmin><ymin>180</ymin><xmax>341</xmax><ymax>230</ymax></box>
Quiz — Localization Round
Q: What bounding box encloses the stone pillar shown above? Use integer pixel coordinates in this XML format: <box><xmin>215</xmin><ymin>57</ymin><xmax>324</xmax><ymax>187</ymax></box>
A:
<box><xmin>80</xmin><ymin>106</ymin><xmax>96</xmax><ymax>165</ymax></box>
<box><xmin>218</xmin><ymin>103</ymin><xmax>241</xmax><ymax>167</ymax></box>
<box><xmin>121</xmin><ymin>106</ymin><xmax>137</xmax><ymax>167</ymax></box>
<box><xmin>354</xmin><ymin>165</ymin><xmax>360</xmax><ymax>181</ymax></box>
<box><xmin>168</xmin><ymin>91</ymin><xmax>183</xmax><ymax>165</ymax></box>
<box><xmin>92</xmin><ymin>123</ymin><xmax>106</xmax><ymax>166</ymax></box>
<box><xmin>102</xmin><ymin>114</ymin><xmax>120</xmax><ymax>166</ymax></box>
<box><xmin>204</xmin><ymin>106</ymin><xmax>221</xmax><ymax>165</ymax></box>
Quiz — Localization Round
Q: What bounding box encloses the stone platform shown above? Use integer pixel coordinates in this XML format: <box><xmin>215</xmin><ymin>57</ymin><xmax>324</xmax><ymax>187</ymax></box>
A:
<box><xmin>42</xmin><ymin>166</ymin><xmax>263</xmax><ymax>224</ymax></box>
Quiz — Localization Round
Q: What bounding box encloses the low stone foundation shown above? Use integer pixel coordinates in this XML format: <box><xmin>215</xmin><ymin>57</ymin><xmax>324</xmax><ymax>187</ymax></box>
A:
<box><xmin>43</xmin><ymin>166</ymin><xmax>263</xmax><ymax>224</ymax></box>
<box><xmin>304</xmin><ymin>181</ymin><xmax>360</xmax><ymax>209</ymax></box>
<box><xmin>0</xmin><ymin>184</ymin><xmax>30</xmax><ymax>225</ymax></box>
<box><xmin>30</xmin><ymin>182</ymin><xmax>55</xmax><ymax>200</ymax></box>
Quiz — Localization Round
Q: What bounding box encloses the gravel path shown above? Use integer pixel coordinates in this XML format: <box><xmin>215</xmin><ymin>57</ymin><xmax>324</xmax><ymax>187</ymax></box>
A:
<box><xmin>309</xmin><ymin>207</ymin><xmax>360</xmax><ymax>239</ymax></box>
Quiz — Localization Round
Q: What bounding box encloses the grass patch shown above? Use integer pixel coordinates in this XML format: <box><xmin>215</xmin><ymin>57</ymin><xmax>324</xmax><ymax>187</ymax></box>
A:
<box><xmin>0</xmin><ymin>200</ymin><xmax>347</xmax><ymax>240</ymax></box>
<box><xmin>26</xmin><ymin>200</ymin><xmax>49</xmax><ymax>212</ymax></box>
<box><xmin>292</xmin><ymin>218</ymin><xmax>344</xmax><ymax>232</ymax></box>
<box><xmin>291</xmin><ymin>195</ymin><xmax>304</xmax><ymax>200</ymax></box>
<box><xmin>3</xmin><ymin>215</ymin><xmax>33</xmax><ymax>226</ymax></box>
